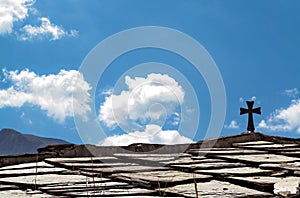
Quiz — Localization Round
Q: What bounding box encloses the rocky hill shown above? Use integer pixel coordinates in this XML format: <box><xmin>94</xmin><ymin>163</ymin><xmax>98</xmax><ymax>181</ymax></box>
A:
<box><xmin>0</xmin><ymin>128</ymin><xmax>68</xmax><ymax>155</ymax></box>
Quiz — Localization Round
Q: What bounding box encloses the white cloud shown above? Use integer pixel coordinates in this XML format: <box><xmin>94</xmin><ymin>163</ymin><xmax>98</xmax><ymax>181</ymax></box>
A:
<box><xmin>99</xmin><ymin>73</ymin><xmax>185</xmax><ymax>131</ymax></box>
<box><xmin>0</xmin><ymin>0</ymin><xmax>34</xmax><ymax>34</ymax></box>
<box><xmin>101</xmin><ymin>124</ymin><xmax>194</xmax><ymax>146</ymax></box>
<box><xmin>0</xmin><ymin>69</ymin><xmax>91</xmax><ymax>122</ymax></box>
<box><xmin>283</xmin><ymin>88</ymin><xmax>299</xmax><ymax>98</ymax></box>
<box><xmin>258</xmin><ymin>99</ymin><xmax>300</xmax><ymax>133</ymax></box>
<box><xmin>19</xmin><ymin>17</ymin><xmax>78</xmax><ymax>41</ymax></box>
<box><xmin>0</xmin><ymin>0</ymin><xmax>78</xmax><ymax>40</ymax></box>
<box><xmin>224</xmin><ymin>120</ymin><xmax>239</xmax><ymax>129</ymax></box>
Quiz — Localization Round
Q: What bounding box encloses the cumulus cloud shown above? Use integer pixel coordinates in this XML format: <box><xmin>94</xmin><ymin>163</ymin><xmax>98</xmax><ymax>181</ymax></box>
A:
<box><xmin>224</xmin><ymin>120</ymin><xmax>239</xmax><ymax>129</ymax></box>
<box><xmin>101</xmin><ymin>124</ymin><xmax>193</xmax><ymax>146</ymax></box>
<box><xmin>0</xmin><ymin>0</ymin><xmax>34</xmax><ymax>34</ymax></box>
<box><xmin>0</xmin><ymin>0</ymin><xmax>78</xmax><ymax>40</ymax></box>
<box><xmin>0</xmin><ymin>69</ymin><xmax>91</xmax><ymax>122</ymax></box>
<box><xmin>99</xmin><ymin>73</ymin><xmax>184</xmax><ymax>131</ymax></box>
<box><xmin>19</xmin><ymin>17</ymin><xmax>78</xmax><ymax>41</ymax></box>
<box><xmin>258</xmin><ymin>99</ymin><xmax>300</xmax><ymax>133</ymax></box>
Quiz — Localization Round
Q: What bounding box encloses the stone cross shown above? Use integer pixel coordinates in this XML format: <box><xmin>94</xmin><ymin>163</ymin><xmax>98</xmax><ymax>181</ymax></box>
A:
<box><xmin>240</xmin><ymin>101</ymin><xmax>261</xmax><ymax>132</ymax></box>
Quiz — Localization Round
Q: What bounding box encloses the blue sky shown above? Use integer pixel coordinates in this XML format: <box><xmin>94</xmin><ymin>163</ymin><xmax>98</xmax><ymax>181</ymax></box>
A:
<box><xmin>0</xmin><ymin>0</ymin><xmax>300</xmax><ymax>145</ymax></box>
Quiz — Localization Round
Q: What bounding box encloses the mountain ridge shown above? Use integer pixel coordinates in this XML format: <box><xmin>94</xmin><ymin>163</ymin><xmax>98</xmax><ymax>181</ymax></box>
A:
<box><xmin>0</xmin><ymin>128</ymin><xmax>69</xmax><ymax>155</ymax></box>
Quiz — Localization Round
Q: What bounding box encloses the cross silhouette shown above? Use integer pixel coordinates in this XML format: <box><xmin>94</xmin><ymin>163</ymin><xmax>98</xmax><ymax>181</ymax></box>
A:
<box><xmin>240</xmin><ymin>101</ymin><xmax>261</xmax><ymax>132</ymax></box>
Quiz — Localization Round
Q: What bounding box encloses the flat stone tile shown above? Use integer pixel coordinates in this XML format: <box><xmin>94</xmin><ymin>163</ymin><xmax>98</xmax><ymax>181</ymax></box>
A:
<box><xmin>45</xmin><ymin>157</ymin><xmax>118</xmax><ymax>163</ymax></box>
<box><xmin>0</xmin><ymin>166</ymin><xmax>66</xmax><ymax>176</ymax></box>
<box><xmin>160</xmin><ymin>180</ymin><xmax>272</xmax><ymax>197</ymax></box>
<box><xmin>260</xmin><ymin>162</ymin><xmax>300</xmax><ymax>171</ymax></box>
<box><xmin>114</xmin><ymin>153</ymin><xmax>188</xmax><ymax>158</ymax></box>
<box><xmin>232</xmin><ymin>141</ymin><xmax>275</xmax><ymax>146</ymax></box>
<box><xmin>235</xmin><ymin>143</ymin><xmax>299</xmax><ymax>149</ymax></box>
<box><xmin>229</xmin><ymin>176</ymin><xmax>300</xmax><ymax>186</ymax></box>
<box><xmin>162</xmin><ymin>157</ymin><xmax>206</xmax><ymax>165</ymax></box>
<box><xmin>40</xmin><ymin>181</ymin><xmax>134</xmax><ymax>196</ymax></box>
<box><xmin>217</xmin><ymin>154</ymin><xmax>300</xmax><ymax>163</ymax></box>
<box><xmin>196</xmin><ymin>167</ymin><xmax>272</xmax><ymax>175</ymax></box>
<box><xmin>280</xmin><ymin>151</ymin><xmax>300</xmax><ymax>157</ymax></box>
<box><xmin>130</xmin><ymin>157</ymin><xmax>175</xmax><ymax>162</ymax></box>
<box><xmin>295</xmin><ymin>171</ymin><xmax>300</xmax><ymax>175</ymax></box>
<box><xmin>164</xmin><ymin>157</ymin><xmax>227</xmax><ymax>165</ymax></box>
<box><xmin>61</xmin><ymin>187</ymin><xmax>156</xmax><ymax>197</ymax></box>
<box><xmin>0</xmin><ymin>189</ymin><xmax>57</xmax><ymax>197</ymax></box>
<box><xmin>61</xmin><ymin>162</ymin><xmax>138</xmax><ymax>168</ymax></box>
<box><xmin>81</xmin><ymin>165</ymin><xmax>168</xmax><ymax>174</ymax></box>
<box><xmin>40</xmin><ymin>181</ymin><xmax>128</xmax><ymax>190</ymax></box>
<box><xmin>0</xmin><ymin>184</ymin><xmax>19</xmax><ymax>190</ymax></box>
<box><xmin>268</xmin><ymin>147</ymin><xmax>300</xmax><ymax>152</ymax></box>
<box><xmin>112</xmin><ymin>170</ymin><xmax>211</xmax><ymax>185</ymax></box>
<box><xmin>189</xmin><ymin>148</ymin><xmax>266</xmax><ymax>155</ymax></box>
<box><xmin>274</xmin><ymin>177</ymin><xmax>300</xmax><ymax>197</ymax></box>
<box><xmin>0</xmin><ymin>174</ymin><xmax>110</xmax><ymax>185</ymax></box>
<box><xmin>0</xmin><ymin>162</ymin><xmax>53</xmax><ymax>170</ymax></box>
<box><xmin>171</xmin><ymin>162</ymin><xmax>245</xmax><ymax>170</ymax></box>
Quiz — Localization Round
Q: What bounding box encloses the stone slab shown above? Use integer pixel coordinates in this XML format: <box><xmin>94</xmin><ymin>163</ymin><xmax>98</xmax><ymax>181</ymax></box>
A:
<box><xmin>268</xmin><ymin>147</ymin><xmax>300</xmax><ymax>152</ymax></box>
<box><xmin>0</xmin><ymin>174</ymin><xmax>110</xmax><ymax>185</ymax></box>
<box><xmin>162</xmin><ymin>157</ymin><xmax>207</xmax><ymax>165</ymax></box>
<box><xmin>60</xmin><ymin>187</ymin><xmax>156</xmax><ymax>197</ymax></box>
<box><xmin>232</xmin><ymin>141</ymin><xmax>275</xmax><ymax>146</ymax></box>
<box><xmin>130</xmin><ymin>157</ymin><xmax>175</xmax><ymax>162</ymax></box>
<box><xmin>274</xmin><ymin>177</ymin><xmax>300</xmax><ymax>197</ymax></box>
<box><xmin>280</xmin><ymin>151</ymin><xmax>300</xmax><ymax>157</ymax></box>
<box><xmin>229</xmin><ymin>176</ymin><xmax>300</xmax><ymax>186</ymax></box>
<box><xmin>0</xmin><ymin>184</ymin><xmax>19</xmax><ymax>190</ymax></box>
<box><xmin>112</xmin><ymin>170</ymin><xmax>211</xmax><ymax>185</ymax></box>
<box><xmin>235</xmin><ymin>143</ymin><xmax>299</xmax><ymax>149</ymax></box>
<box><xmin>45</xmin><ymin>157</ymin><xmax>118</xmax><ymax>163</ymax></box>
<box><xmin>260</xmin><ymin>162</ymin><xmax>300</xmax><ymax>171</ymax></box>
<box><xmin>217</xmin><ymin>154</ymin><xmax>300</xmax><ymax>163</ymax></box>
<box><xmin>196</xmin><ymin>167</ymin><xmax>272</xmax><ymax>176</ymax></box>
<box><xmin>0</xmin><ymin>189</ymin><xmax>57</xmax><ymax>198</ymax></box>
<box><xmin>171</xmin><ymin>162</ymin><xmax>245</xmax><ymax>170</ymax></box>
<box><xmin>160</xmin><ymin>180</ymin><xmax>272</xmax><ymax>197</ymax></box>
<box><xmin>114</xmin><ymin>153</ymin><xmax>188</xmax><ymax>158</ymax></box>
<box><xmin>40</xmin><ymin>181</ymin><xmax>128</xmax><ymax>190</ymax></box>
<box><xmin>0</xmin><ymin>166</ymin><xmax>66</xmax><ymax>176</ymax></box>
<box><xmin>0</xmin><ymin>162</ymin><xmax>53</xmax><ymax>170</ymax></box>
<box><xmin>189</xmin><ymin>148</ymin><xmax>266</xmax><ymax>155</ymax></box>
<box><xmin>81</xmin><ymin>165</ymin><xmax>168</xmax><ymax>174</ymax></box>
<box><xmin>61</xmin><ymin>162</ymin><xmax>138</xmax><ymax>168</ymax></box>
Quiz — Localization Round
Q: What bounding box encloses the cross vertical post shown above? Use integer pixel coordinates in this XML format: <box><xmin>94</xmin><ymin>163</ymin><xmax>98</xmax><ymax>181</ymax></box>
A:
<box><xmin>240</xmin><ymin>101</ymin><xmax>261</xmax><ymax>132</ymax></box>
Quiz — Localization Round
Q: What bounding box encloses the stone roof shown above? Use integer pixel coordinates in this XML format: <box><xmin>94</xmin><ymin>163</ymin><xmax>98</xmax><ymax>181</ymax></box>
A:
<box><xmin>0</xmin><ymin>132</ymin><xmax>299</xmax><ymax>197</ymax></box>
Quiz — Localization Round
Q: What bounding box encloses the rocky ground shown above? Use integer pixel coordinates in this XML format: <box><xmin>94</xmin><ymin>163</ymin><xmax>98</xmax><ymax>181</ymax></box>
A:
<box><xmin>0</xmin><ymin>132</ymin><xmax>299</xmax><ymax>197</ymax></box>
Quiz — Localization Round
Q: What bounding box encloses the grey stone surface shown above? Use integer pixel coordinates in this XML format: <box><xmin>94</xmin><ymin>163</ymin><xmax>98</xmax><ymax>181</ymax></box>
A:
<box><xmin>217</xmin><ymin>153</ymin><xmax>300</xmax><ymax>163</ymax></box>
<box><xmin>112</xmin><ymin>170</ymin><xmax>211</xmax><ymax>185</ymax></box>
<box><xmin>196</xmin><ymin>167</ymin><xmax>273</xmax><ymax>175</ymax></box>
<box><xmin>232</xmin><ymin>140</ymin><xmax>275</xmax><ymax>146</ymax></box>
<box><xmin>189</xmin><ymin>148</ymin><xmax>267</xmax><ymax>155</ymax></box>
<box><xmin>0</xmin><ymin>132</ymin><xmax>299</xmax><ymax>197</ymax></box>
<box><xmin>260</xmin><ymin>162</ymin><xmax>300</xmax><ymax>171</ymax></box>
<box><xmin>170</xmin><ymin>162</ymin><xmax>245</xmax><ymax>170</ymax></box>
<box><xmin>235</xmin><ymin>143</ymin><xmax>299</xmax><ymax>149</ymax></box>
<box><xmin>160</xmin><ymin>180</ymin><xmax>272</xmax><ymax>197</ymax></box>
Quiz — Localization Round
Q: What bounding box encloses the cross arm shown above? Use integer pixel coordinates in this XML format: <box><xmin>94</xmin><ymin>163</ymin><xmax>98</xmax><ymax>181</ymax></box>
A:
<box><xmin>253</xmin><ymin>107</ymin><xmax>261</xmax><ymax>115</ymax></box>
<box><xmin>240</xmin><ymin>108</ymin><xmax>248</xmax><ymax>115</ymax></box>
